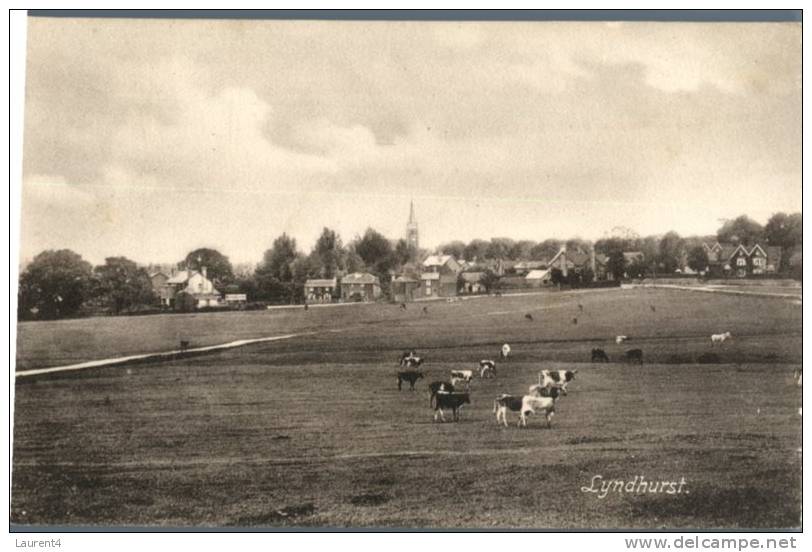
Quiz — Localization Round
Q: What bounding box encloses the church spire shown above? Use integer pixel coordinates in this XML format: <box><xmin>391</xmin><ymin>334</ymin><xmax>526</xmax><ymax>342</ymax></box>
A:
<box><xmin>408</xmin><ymin>200</ymin><xmax>416</xmax><ymax>225</ymax></box>
<box><xmin>406</xmin><ymin>200</ymin><xmax>419</xmax><ymax>251</ymax></box>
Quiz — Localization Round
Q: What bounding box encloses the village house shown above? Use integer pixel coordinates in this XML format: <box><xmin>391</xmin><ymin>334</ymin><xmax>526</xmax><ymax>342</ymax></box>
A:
<box><xmin>304</xmin><ymin>277</ymin><xmax>338</xmax><ymax>303</ymax></box>
<box><xmin>162</xmin><ymin>267</ymin><xmax>222</xmax><ymax>309</ymax></box>
<box><xmin>419</xmin><ymin>254</ymin><xmax>461</xmax><ymax>298</ymax></box>
<box><xmin>525</xmin><ymin>268</ymin><xmax>552</xmax><ymax>287</ymax></box>
<box><xmin>340</xmin><ymin>272</ymin><xmax>382</xmax><ymax>302</ymax></box>
<box><xmin>549</xmin><ymin>246</ymin><xmax>609</xmax><ymax>281</ymax></box>
<box><xmin>149</xmin><ymin>271</ymin><xmax>170</xmax><ymax>305</ymax></box>
<box><xmin>391</xmin><ymin>275</ymin><xmax>420</xmax><ymax>303</ymax></box>
<box><xmin>459</xmin><ymin>271</ymin><xmax>487</xmax><ymax>294</ymax></box>
<box><xmin>703</xmin><ymin>242</ymin><xmax>783</xmax><ymax>278</ymax></box>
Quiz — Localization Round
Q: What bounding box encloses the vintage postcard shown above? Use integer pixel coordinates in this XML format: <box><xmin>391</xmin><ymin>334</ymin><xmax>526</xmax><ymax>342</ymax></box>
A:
<box><xmin>11</xmin><ymin>11</ymin><xmax>802</xmax><ymax>531</ymax></box>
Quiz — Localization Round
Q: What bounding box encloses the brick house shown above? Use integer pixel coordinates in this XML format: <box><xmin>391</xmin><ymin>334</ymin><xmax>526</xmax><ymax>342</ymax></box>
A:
<box><xmin>340</xmin><ymin>272</ymin><xmax>381</xmax><ymax>301</ymax></box>
<box><xmin>419</xmin><ymin>254</ymin><xmax>461</xmax><ymax>298</ymax></box>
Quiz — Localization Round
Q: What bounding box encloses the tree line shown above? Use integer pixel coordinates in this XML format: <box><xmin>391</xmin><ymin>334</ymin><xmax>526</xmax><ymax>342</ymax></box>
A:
<box><xmin>17</xmin><ymin>212</ymin><xmax>800</xmax><ymax>320</ymax></box>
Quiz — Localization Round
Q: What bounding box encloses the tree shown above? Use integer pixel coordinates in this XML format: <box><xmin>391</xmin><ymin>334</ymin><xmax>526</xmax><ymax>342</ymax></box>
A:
<box><xmin>310</xmin><ymin>228</ymin><xmax>346</xmax><ymax>278</ymax></box>
<box><xmin>509</xmin><ymin>240</ymin><xmax>537</xmax><ymax>260</ymax></box>
<box><xmin>716</xmin><ymin>215</ymin><xmax>764</xmax><ymax>246</ymax></box>
<box><xmin>530</xmin><ymin>239</ymin><xmax>561</xmax><ymax>261</ymax></box>
<box><xmin>687</xmin><ymin>246</ymin><xmax>710</xmax><ymax>274</ymax></box>
<box><xmin>393</xmin><ymin>239</ymin><xmax>416</xmax><ymax>267</ymax></box>
<box><xmin>607</xmin><ymin>249</ymin><xmax>626</xmax><ymax>280</ymax></box>
<box><xmin>355</xmin><ymin>228</ymin><xmax>395</xmax><ymax>274</ymax></box>
<box><xmin>550</xmin><ymin>267</ymin><xmax>565</xmax><ymax>286</ymax></box>
<box><xmin>93</xmin><ymin>257</ymin><xmax>155</xmax><ymax>314</ymax></box>
<box><xmin>438</xmin><ymin>240</ymin><xmax>466</xmax><ymax>260</ymax></box>
<box><xmin>463</xmin><ymin>239</ymin><xmax>490</xmax><ymax>262</ymax></box>
<box><xmin>764</xmin><ymin>212</ymin><xmax>802</xmax><ymax>271</ymax></box>
<box><xmin>486</xmin><ymin>237</ymin><xmax>515</xmax><ymax>259</ymax></box>
<box><xmin>18</xmin><ymin>249</ymin><xmax>93</xmax><ymax>319</ymax></box>
<box><xmin>658</xmin><ymin>231</ymin><xmax>685</xmax><ymax>274</ymax></box>
<box><xmin>258</xmin><ymin>234</ymin><xmax>298</xmax><ymax>283</ymax></box>
<box><xmin>184</xmin><ymin>248</ymin><xmax>234</xmax><ymax>285</ymax></box>
<box><xmin>480</xmin><ymin>269</ymin><xmax>500</xmax><ymax>292</ymax></box>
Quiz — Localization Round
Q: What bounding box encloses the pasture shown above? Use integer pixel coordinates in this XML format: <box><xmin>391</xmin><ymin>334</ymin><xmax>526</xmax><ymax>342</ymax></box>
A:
<box><xmin>12</xmin><ymin>288</ymin><xmax>802</xmax><ymax>528</ymax></box>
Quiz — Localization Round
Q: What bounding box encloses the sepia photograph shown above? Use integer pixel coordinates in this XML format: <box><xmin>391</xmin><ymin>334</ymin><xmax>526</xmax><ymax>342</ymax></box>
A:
<box><xmin>10</xmin><ymin>10</ymin><xmax>802</xmax><ymax>531</ymax></box>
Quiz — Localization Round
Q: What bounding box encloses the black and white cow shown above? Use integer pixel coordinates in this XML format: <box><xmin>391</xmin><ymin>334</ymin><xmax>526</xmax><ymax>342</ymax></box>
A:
<box><xmin>493</xmin><ymin>394</ymin><xmax>523</xmax><ymax>427</ymax></box>
<box><xmin>433</xmin><ymin>392</ymin><xmax>470</xmax><ymax>422</ymax></box>
<box><xmin>479</xmin><ymin>360</ymin><xmax>496</xmax><ymax>379</ymax></box>
<box><xmin>428</xmin><ymin>381</ymin><xmax>455</xmax><ymax>407</ymax></box>
<box><xmin>450</xmin><ymin>369</ymin><xmax>474</xmax><ymax>389</ymax></box>
<box><xmin>535</xmin><ymin>369</ymin><xmax>578</xmax><ymax>395</ymax></box>
<box><xmin>397</xmin><ymin>370</ymin><xmax>424</xmax><ymax>391</ymax></box>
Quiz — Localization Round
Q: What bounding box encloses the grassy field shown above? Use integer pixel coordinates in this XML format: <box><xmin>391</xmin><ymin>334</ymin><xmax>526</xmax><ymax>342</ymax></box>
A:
<box><xmin>11</xmin><ymin>288</ymin><xmax>802</xmax><ymax>528</ymax></box>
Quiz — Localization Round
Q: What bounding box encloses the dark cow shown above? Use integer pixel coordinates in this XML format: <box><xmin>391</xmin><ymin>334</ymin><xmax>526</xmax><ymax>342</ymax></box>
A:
<box><xmin>422</xmin><ymin>306</ymin><xmax>429</xmax><ymax>315</ymax></box>
<box><xmin>591</xmin><ymin>348</ymin><xmax>609</xmax><ymax>363</ymax></box>
<box><xmin>433</xmin><ymin>392</ymin><xmax>470</xmax><ymax>422</ymax></box>
<box><xmin>572</xmin><ymin>317</ymin><xmax>578</xmax><ymax>325</ymax></box>
<box><xmin>180</xmin><ymin>340</ymin><xmax>190</xmax><ymax>351</ymax></box>
<box><xmin>650</xmin><ymin>305</ymin><xmax>656</xmax><ymax>312</ymax></box>
<box><xmin>397</xmin><ymin>370</ymin><xmax>424</xmax><ymax>391</ymax></box>
<box><xmin>428</xmin><ymin>381</ymin><xmax>455</xmax><ymax>407</ymax></box>
<box><xmin>525</xmin><ymin>313</ymin><xmax>534</xmax><ymax>321</ymax></box>
<box><xmin>400</xmin><ymin>303</ymin><xmax>407</xmax><ymax>310</ymax></box>
<box><xmin>578</xmin><ymin>303</ymin><xmax>584</xmax><ymax>312</ymax></box>
<box><xmin>626</xmin><ymin>348</ymin><xmax>644</xmax><ymax>364</ymax></box>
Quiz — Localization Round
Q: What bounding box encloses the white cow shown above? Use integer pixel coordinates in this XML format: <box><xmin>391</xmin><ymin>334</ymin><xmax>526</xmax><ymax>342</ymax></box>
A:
<box><xmin>450</xmin><ymin>370</ymin><xmax>474</xmax><ymax>390</ymax></box>
<box><xmin>519</xmin><ymin>388</ymin><xmax>562</xmax><ymax>428</ymax></box>
<box><xmin>500</xmin><ymin>343</ymin><xmax>511</xmax><ymax>359</ymax></box>
<box><xmin>615</xmin><ymin>335</ymin><xmax>629</xmax><ymax>345</ymax></box>
<box><xmin>711</xmin><ymin>331</ymin><xmax>732</xmax><ymax>345</ymax></box>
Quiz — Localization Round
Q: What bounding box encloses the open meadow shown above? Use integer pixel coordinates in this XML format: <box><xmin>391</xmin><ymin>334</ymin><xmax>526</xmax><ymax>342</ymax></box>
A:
<box><xmin>12</xmin><ymin>287</ymin><xmax>802</xmax><ymax>528</ymax></box>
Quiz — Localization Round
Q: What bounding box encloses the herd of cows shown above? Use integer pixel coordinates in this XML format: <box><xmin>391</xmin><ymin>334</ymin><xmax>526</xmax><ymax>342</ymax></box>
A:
<box><xmin>391</xmin><ymin>324</ymin><xmax>783</xmax><ymax>428</ymax></box>
<box><xmin>395</xmin><ymin>347</ymin><xmax>577</xmax><ymax>428</ymax></box>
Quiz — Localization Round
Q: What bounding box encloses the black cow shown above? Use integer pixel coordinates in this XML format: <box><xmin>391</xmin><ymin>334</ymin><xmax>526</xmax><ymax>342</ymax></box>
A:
<box><xmin>433</xmin><ymin>392</ymin><xmax>470</xmax><ymax>422</ymax></box>
<box><xmin>572</xmin><ymin>317</ymin><xmax>578</xmax><ymax>325</ymax></box>
<box><xmin>180</xmin><ymin>340</ymin><xmax>190</xmax><ymax>351</ymax></box>
<box><xmin>428</xmin><ymin>381</ymin><xmax>455</xmax><ymax>407</ymax></box>
<box><xmin>626</xmin><ymin>348</ymin><xmax>644</xmax><ymax>365</ymax></box>
<box><xmin>591</xmin><ymin>348</ymin><xmax>609</xmax><ymax>363</ymax></box>
<box><xmin>400</xmin><ymin>303</ymin><xmax>407</xmax><ymax>310</ymax></box>
<box><xmin>525</xmin><ymin>313</ymin><xmax>534</xmax><ymax>321</ymax></box>
<box><xmin>397</xmin><ymin>371</ymin><xmax>424</xmax><ymax>391</ymax></box>
<box><xmin>578</xmin><ymin>303</ymin><xmax>584</xmax><ymax>312</ymax></box>
<box><xmin>422</xmin><ymin>306</ymin><xmax>429</xmax><ymax>315</ymax></box>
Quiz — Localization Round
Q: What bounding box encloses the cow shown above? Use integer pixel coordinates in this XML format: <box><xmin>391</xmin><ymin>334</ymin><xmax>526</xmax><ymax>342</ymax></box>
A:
<box><xmin>400</xmin><ymin>303</ymin><xmax>407</xmax><ymax>310</ymax></box>
<box><xmin>650</xmin><ymin>305</ymin><xmax>656</xmax><ymax>312</ymax></box>
<box><xmin>433</xmin><ymin>392</ymin><xmax>470</xmax><ymax>422</ymax></box>
<box><xmin>578</xmin><ymin>303</ymin><xmax>584</xmax><ymax>312</ymax></box>
<box><xmin>535</xmin><ymin>369</ymin><xmax>578</xmax><ymax>395</ymax></box>
<box><xmin>572</xmin><ymin>317</ymin><xmax>578</xmax><ymax>325</ymax></box>
<box><xmin>399</xmin><ymin>350</ymin><xmax>416</xmax><ymax>366</ymax></box>
<box><xmin>450</xmin><ymin>369</ymin><xmax>474</xmax><ymax>389</ymax></box>
<box><xmin>615</xmin><ymin>335</ymin><xmax>629</xmax><ymax>345</ymax></box>
<box><xmin>493</xmin><ymin>394</ymin><xmax>524</xmax><ymax>427</ymax></box>
<box><xmin>304</xmin><ymin>303</ymin><xmax>309</xmax><ymax>311</ymax></box>
<box><xmin>519</xmin><ymin>387</ymin><xmax>562</xmax><ymax>428</ymax></box>
<box><xmin>428</xmin><ymin>381</ymin><xmax>455</xmax><ymax>407</ymax></box>
<box><xmin>626</xmin><ymin>348</ymin><xmax>644</xmax><ymax>364</ymax></box>
<box><xmin>397</xmin><ymin>370</ymin><xmax>424</xmax><ymax>391</ymax></box>
<box><xmin>711</xmin><ymin>332</ymin><xmax>732</xmax><ymax>345</ymax></box>
<box><xmin>591</xmin><ymin>348</ymin><xmax>609</xmax><ymax>363</ymax></box>
<box><xmin>179</xmin><ymin>340</ymin><xmax>190</xmax><ymax>351</ymax></box>
<box><xmin>794</xmin><ymin>367</ymin><xmax>802</xmax><ymax>387</ymax></box>
<box><xmin>500</xmin><ymin>343</ymin><xmax>511</xmax><ymax>360</ymax></box>
<box><xmin>479</xmin><ymin>360</ymin><xmax>496</xmax><ymax>379</ymax></box>
<box><xmin>422</xmin><ymin>306</ymin><xmax>429</xmax><ymax>315</ymax></box>
<box><xmin>525</xmin><ymin>313</ymin><xmax>534</xmax><ymax>321</ymax></box>
<box><xmin>402</xmin><ymin>356</ymin><xmax>424</xmax><ymax>369</ymax></box>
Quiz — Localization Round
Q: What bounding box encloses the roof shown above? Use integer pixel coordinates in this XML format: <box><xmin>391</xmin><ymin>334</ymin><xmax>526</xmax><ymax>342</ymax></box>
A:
<box><xmin>460</xmin><ymin>272</ymin><xmax>485</xmax><ymax>282</ymax></box>
<box><xmin>392</xmin><ymin>275</ymin><xmax>419</xmax><ymax>283</ymax></box>
<box><xmin>167</xmin><ymin>270</ymin><xmax>195</xmax><ymax>284</ymax></box>
<box><xmin>623</xmin><ymin>251</ymin><xmax>644</xmax><ymax>262</ymax></box>
<box><xmin>526</xmin><ymin>269</ymin><xmax>550</xmax><ymax>280</ymax></box>
<box><xmin>341</xmin><ymin>272</ymin><xmax>379</xmax><ymax>285</ymax></box>
<box><xmin>149</xmin><ymin>271</ymin><xmax>168</xmax><ymax>279</ymax></box>
<box><xmin>305</xmin><ymin>278</ymin><xmax>337</xmax><ymax>287</ymax></box>
<box><xmin>423</xmin><ymin>254</ymin><xmax>454</xmax><ymax>267</ymax></box>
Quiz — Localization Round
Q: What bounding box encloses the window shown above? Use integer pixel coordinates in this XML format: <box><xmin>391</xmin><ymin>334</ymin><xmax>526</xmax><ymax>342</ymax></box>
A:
<box><xmin>753</xmin><ymin>257</ymin><xmax>765</xmax><ymax>266</ymax></box>
<box><xmin>736</xmin><ymin>257</ymin><xmax>746</xmax><ymax>267</ymax></box>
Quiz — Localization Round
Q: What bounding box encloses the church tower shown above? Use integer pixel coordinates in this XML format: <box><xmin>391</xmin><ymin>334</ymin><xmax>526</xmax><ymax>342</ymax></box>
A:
<box><xmin>406</xmin><ymin>200</ymin><xmax>419</xmax><ymax>251</ymax></box>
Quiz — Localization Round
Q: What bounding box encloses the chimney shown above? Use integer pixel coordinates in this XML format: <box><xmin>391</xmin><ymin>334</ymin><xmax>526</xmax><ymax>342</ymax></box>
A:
<box><xmin>560</xmin><ymin>244</ymin><xmax>568</xmax><ymax>278</ymax></box>
<box><xmin>590</xmin><ymin>243</ymin><xmax>596</xmax><ymax>274</ymax></box>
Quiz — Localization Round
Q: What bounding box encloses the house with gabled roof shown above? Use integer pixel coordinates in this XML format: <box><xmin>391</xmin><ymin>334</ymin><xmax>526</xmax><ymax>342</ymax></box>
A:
<box><xmin>340</xmin><ymin>272</ymin><xmax>381</xmax><ymax>301</ymax></box>
<box><xmin>163</xmin><ymin>267</ymin><xmax>222</xmax><ymax>308</ymax></box>
<box><xmin>703</xmin><ymin>241</ymin><xmax>784</xmax><ymax>278</ymax></box>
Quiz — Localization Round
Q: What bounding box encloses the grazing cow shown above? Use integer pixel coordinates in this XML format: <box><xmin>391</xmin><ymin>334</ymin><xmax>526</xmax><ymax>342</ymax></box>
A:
<box><xmin>535</xmin><ymin>369</ymin><xmax>578</xmax><ymax>395</ymax></box>
<box><xmin>525</xmin><ymin>313</ymin><xmax>534</xmax><ymax>321</ymax></box>
<box><xmin>493</xmin><ymin>394</ymin><xmax>524</xmax><ymax>427</ymax></box>
<box><xmin>578</xmin><ymin>303</ymin><xmax>584</xmax><ymax>312</ymax></box>
<box><xmin>615</xmin><ymin>335</ymin><xmax>629</xmax><ymax>345</ymax></box>
<box><xmin>422</xmin><ymin>306</ymin><xmax>429</xmax><ymax>315</ymax></box>
<box><xmin>572</xmin><ymin>317</ymin><xmax>578</xmax><ymax>325</ymax></box>
<box><xmin>479</xmin><ymin>360</ymin><xmax>496</xmax><ymax>378</ymax></box>
<box><xmin>397</xmin><ymin>370</ymin><xmax>424</xmax><ymax>391</ymax></box>
<box><xmin>711</xmin><ymin>332</ymin><xmax>732</xmax><ymax>345</ymax></box>
<box><xmin>591</xmin><ymin>348</ymin><xmax>609</xmax><ymax>363</ymax></box>
<box><xmin>428</xmin><ymin>381</ymin><xmax>455</xmax><ymax>407</ymax></box>
<box><xmin>180</xmin><ymin>340</ymin><xmax>190</xmax><ymax>351</ymax></box>
<box><xmin>450</xmin><ymin>369</ymin><xmax>474</xmax><ymax>389</ymax></box>
<box><xmin>400</xmin><ymin>303</ymin><xmax>407</xmax><ymax>310</ymax></box>
<box><xmin>433</xmin><ymin>392</ymin><xmax>470</xmax><ymax>422</ymax></box>
<box><xmin>650</xmin><ymin>305</ymin><xmax>656</xmax><ymax>312</ymax></box>
<box><xmin>500</xmin><ymin>343</ymin><xmax>511</xmax><ymax>359</ymax></box>
<box><xmin>519</xmin><ymin>387</ymin><xmax>562</xmax><ymax>428</ymax></box>
<box><xmin>626</xmin><ymin>348</ymin><xmax>644</xmax><ymax>364</ymax></box>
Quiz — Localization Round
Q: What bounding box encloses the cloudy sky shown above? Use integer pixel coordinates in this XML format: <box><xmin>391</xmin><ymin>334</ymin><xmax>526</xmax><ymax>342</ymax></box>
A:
<box><xmin>20</xmin><ymin>17</ymin><xmax>801</xmax><ymax>265</ymax></box>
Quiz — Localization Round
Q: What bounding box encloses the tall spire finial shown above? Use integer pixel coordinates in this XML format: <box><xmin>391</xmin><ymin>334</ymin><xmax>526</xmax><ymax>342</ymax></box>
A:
<box><xmin>409</xmin><ymin>199</ymin><xmax>415</xmax><ymax>224</ymax></box>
